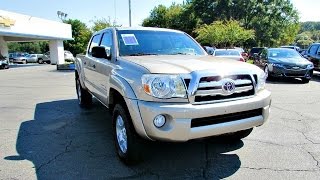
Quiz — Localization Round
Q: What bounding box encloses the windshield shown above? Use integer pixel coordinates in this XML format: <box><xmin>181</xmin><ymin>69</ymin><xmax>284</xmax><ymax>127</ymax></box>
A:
<box><xmin>215</xmin><ymin>50</ymin><xmax>240</xmax><ymax>56</ymax></box>
<box><xmin>268</xmin><ymin>49</ymin><xmax>302</xmax><ymax>58</ymax></box>
<box><xmin>117</xmin><ymin>30</ymin><xmax>205</xmax><ymax>56</ymax></box>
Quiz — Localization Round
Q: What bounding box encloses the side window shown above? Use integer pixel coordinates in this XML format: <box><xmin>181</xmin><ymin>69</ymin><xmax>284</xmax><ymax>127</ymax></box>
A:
<box><xmin>261</xmin><ymin>49</ymin><xmax>267</xmax><ymax>59</ymax></box>
<box><xmin>88</xmin><ymin>34</ymin><xmax>102</xmax><ymax>55</ymax></box>
<box><xmin>100</xmin><ymin>31</ymin><xmax>113</xmax><ymax>57</ymax></box>
<box><xmin>309</xmin><ymin>45</ymin><xmax>318</xmax><ymax>55</ymax></box>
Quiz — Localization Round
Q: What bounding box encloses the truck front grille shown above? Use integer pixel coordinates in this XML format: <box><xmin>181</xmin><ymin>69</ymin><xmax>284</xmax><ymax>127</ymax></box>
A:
<box><xmin>191</xmin><ymin>108</ymin><xmax>262</xmax><ymax>128</ymax></box>
<box><xmin>193</xmin><ymin>74</ymin><xmax>255</xmax><ymax>103</ymax></box>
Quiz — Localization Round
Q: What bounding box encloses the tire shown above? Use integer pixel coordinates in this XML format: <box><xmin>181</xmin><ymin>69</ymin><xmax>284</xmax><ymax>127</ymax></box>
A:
<box><xmin>76</xmin><ymin>78</ymin><xmax>92</xmax><ymax>108</ymax></box>
<box><xmin>113</xmin><ymin>103</ymin><xmax>144</xmax><ymax>165</ymax></box>
<box><xmin>4</xmin><ymin>64</ymin><xmax>9</xmax><ymax>69</ymax></box>
<box><xmin>301</xmin><ymin>78</ymin><xmax>310</xmax><ymax>84</ymax></box>
<box><xmin>38</xmin><ymin>59</ymin><xmax>43</xmax><ymax>64</ymax></box>
<box><xmin>22</xmin><ymin>59</ymin><xmax>27</xmax><ymax>64</ymax></box>
<box><xmin>264</xmin><ymin>66</ymin><xmax>269</xmax><ymax>80</ymax></box>
<box><xmin>47</xmin><ymin>60</ymin><xmax>51</xmax><ymax>64</ymax></box>
<box><xmin>222</xmin><ymin>128</ymin><xmax>253</xmax><ymax>142</ymax></box>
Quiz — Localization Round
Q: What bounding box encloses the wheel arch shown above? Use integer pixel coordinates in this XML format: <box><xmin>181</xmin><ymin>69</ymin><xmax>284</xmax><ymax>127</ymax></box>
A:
<box><xmin>109</xmin><ymin>77</ymin><xmax>150</xmax><ymax>140</ymax></box>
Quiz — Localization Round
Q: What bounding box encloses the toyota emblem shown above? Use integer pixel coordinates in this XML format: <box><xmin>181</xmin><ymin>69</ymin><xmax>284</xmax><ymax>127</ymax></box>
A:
<box><xmin>222</xmin><ymin>79</ymin><xmax>236</xmax><ymax>95</ymax></box>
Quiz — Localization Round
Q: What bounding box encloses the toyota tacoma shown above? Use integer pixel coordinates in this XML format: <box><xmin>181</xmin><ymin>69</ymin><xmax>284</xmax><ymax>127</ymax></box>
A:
<box><xmin>75</xmin><ymin>27</ymin><xmax>271</xmax><ymax>164</ymax></box>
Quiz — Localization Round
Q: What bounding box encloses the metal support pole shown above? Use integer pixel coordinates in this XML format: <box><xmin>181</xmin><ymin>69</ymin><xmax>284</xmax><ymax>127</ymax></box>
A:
<box><xmin>129</xmin><ymin>0</ymin><xmax>132</xmax><ymax>27</ymax></box>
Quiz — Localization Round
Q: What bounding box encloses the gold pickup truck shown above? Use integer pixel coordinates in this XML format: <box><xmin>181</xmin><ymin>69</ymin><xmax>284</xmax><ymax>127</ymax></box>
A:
<box><xmin>75</xmin><ymin>27</ymin><xmax>271</xmax><ymax>164</ymax></box>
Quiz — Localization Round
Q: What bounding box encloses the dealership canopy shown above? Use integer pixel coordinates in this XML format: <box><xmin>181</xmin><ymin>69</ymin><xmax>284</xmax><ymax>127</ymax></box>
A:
<box><xmin>0</xmin><ymin>10</ymin><xmax>72</xmax><ymax>64</ymax></box>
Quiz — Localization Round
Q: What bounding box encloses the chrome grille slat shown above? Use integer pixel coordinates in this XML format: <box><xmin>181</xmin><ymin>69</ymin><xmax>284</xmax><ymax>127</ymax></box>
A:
<box><xmin>196</xmin><ymin>85</ymin><xmax>253</xmax><ymax>96</ymax></box>
<box><xmin>198</xmin><ymin>79</ymin><xmax>252</xmax><ymax>88</ymax></box>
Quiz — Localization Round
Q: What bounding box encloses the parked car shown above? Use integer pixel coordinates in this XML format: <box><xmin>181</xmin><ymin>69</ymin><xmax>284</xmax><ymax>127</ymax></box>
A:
<box><xmin>305</xmin><ymin>43</ymin><xmax>320</xmax><ymax>71</ymax></box>
<box><xmin>64</xmin><ymin>51</ymin><xmax>75</xmax><ymax>62</ymax></box>
<box><xmin>255</xmin><ymin>48</ymin><xmax>314</xmax><ymax>83</ymax></box>
<box><xmin>234</xmin><ymin>47</ymin><xmax>249</xmax><ymax>60</ymax></box>
<box><xmin>281</xmin><ymin>45</ymin><xmax>300</xmax><ymax>52</ymax></box>
<box><xmin>25</xmin><ymin>54</ymin><xmax>44</xmax><ymax>63</ymax></box>
<box><xmin>248</xmin><ymin>47</ymin><xmax>265</xmax><ymax>60</ymax></box>
<box><xmin>11</xmin><ymin>53</ymin><xmax>29</xmax><ymax>64</ymax></box>
<box><xmin>41</xmin><ymin>50</ymin><xmax>75</xmax><ymax>64</ymax></box>
<box><xmin>203</xmin><ymin>46</ymin><xmax>215</xmax><ymax>55</ymax></box>
<box><xmin>0</xmin><ymin>53</ymin><xmax>9</xmax><ymax>69</ymax></box>
<box><xmin>213</xmin><ymin>49</ymin><xmax>245</xmax><ymax>61</ymax></box>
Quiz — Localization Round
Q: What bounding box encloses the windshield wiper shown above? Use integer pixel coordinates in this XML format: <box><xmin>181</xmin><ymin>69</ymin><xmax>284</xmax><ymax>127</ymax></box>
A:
<box><xmin>169</xmin><ymin>52</ymin><xmax>193</xmax><ymax>55</ymax></box>
<box><xmin>128</xmin><ymin>53</ymin><xmax>158</xmax><ymax>56</ymax></box>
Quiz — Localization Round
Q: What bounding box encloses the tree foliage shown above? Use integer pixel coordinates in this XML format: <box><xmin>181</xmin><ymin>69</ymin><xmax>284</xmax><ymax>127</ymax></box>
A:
<box><xmin>142</xmin><ymin>3</ymin><xmax>200</xmax><ymax>36</ymax></box>
<box><xmin>63</xmin><ymin>19</ymin><xmax>92</xmax><ymax>55</ymax></box>
<box><xmin>195</xmin><ymin>20</ymin><xmax>255</xmax><ymax>47</ymax></box>
<box><xmin>90</xmin><ymin>17</ymin><xmax>112</xmax><ymax>32</ymax></box>
<box><xmin>8</xmin><ymin>41</ymin><xmax>49</xmax><ymax>54</ymax></box>
<box><xmin>143</xmin><ymin>0</ymin><xmax>300</xmax><ymax>47</ymax></box>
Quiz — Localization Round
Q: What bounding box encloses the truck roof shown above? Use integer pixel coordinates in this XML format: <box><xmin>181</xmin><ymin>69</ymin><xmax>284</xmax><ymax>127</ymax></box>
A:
<box><xmin>95</xmin><ymin>27</ymin><xmax>184</xmax><ymax>35</ymax></box>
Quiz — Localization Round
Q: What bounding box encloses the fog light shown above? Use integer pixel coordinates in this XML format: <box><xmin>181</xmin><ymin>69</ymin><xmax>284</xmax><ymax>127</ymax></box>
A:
<box><xmin>153</xmin><ymin>115</ymin><xmax>166</xmax><ymax>128</ymax></box>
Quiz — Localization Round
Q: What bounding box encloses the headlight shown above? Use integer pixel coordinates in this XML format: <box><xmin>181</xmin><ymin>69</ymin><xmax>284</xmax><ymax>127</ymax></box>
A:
<box><xmin>257</xmin><ymin>71</ymin><xmax>266</xmax><ymax>91</ymax></box>
<box><xmin>307</xmin><ymin>64</ymin><xmax>314</xmax><ymax>69</ymax></box>
<box><xmin>142</xmin><ymin>74</ymin><xmax>187</xmax><ymax>99</ymax></box>
<box><xmin>271</xmin><ymin>63</ymin><xmax>283</xmax><ymax>68</ymax></box>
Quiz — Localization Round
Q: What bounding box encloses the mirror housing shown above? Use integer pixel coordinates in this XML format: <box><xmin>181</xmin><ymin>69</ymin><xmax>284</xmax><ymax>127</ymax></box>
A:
<box><xmin>91</xmin><ymin>46</ymin><xmax>111</xmax><ymax>60</ymax></box>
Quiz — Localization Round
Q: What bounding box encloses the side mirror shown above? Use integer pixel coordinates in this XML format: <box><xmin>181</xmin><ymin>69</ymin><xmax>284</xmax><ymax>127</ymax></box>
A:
<box><xmin>91</xmin><ymin>46</ymin><xmax>111</xmax><ymax>60</ymax></box>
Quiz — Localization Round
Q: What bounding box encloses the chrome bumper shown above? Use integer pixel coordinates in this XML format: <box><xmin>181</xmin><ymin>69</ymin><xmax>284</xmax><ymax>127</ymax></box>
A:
<box><xmin>127</xmin><ymin>89</ymin><xmax>271</xmax><ymax>142</ymax></box>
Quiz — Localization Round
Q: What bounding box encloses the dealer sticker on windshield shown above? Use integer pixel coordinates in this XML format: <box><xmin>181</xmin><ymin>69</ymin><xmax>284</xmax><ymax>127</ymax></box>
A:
<box><xmin>121</xmin><ymin>34</ymin><xmax>139</xmax><ymax>45</ymax></box>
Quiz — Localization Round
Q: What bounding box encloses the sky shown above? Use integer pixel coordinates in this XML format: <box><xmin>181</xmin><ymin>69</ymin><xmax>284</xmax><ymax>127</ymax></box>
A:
<box><xmin>0</xmin><ymin>0</ymin><xmax>319</xmax><ymax>27</ymax></box>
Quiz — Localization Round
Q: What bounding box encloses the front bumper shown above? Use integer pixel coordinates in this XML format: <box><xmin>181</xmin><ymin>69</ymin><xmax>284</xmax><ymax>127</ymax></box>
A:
<box><xmin>270</xmin><ymin>66</ymin><xmax>313</xmax><ymax>79</ymax></box>
<box><xmin>127</xmin><ymin>89</ymin><xmax>271</xmax><ymax>142</ymax></box>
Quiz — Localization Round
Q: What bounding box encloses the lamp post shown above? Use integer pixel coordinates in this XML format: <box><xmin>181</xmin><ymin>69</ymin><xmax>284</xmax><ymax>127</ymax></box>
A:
<box><xmin>128</xmin><ymin>0</ymin><xmax>132</xmax><ymax>27</ymax></box>
<box><xmin>57</xmin><ymin>11</ymin><xmax>68</xmax><ymax>21</ymax></box>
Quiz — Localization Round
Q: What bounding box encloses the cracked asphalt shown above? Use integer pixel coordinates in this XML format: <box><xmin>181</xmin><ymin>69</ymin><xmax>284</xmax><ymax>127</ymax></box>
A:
<box><xmin>1</xmin><ymin>64</ymin><xmax>320</xmax><ymax>179</ymax></box>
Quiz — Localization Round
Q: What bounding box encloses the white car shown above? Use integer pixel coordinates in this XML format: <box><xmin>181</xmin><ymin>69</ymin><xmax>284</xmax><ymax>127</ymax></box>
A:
<box><xmin>213</xmin><ymin>49</ymin><xmax>245</xmax><ymax>62</ymax></box>
<box><xmin>41</xmin><ymin>51</ymin><xmax>74</xmax><ymax>64</ymax></box>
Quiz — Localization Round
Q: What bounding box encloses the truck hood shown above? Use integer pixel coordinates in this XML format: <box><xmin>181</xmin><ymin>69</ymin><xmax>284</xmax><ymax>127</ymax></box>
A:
<box><xmin>124</xmin><ymin>55</ymin><xmax>261</xmax><ymax>74</ymax></box>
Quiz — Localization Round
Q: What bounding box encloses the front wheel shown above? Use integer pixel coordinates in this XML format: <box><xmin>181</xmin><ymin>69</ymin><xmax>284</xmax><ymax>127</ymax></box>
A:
<box><xmin>222</xmin><ymin>128</ymin><xmax>253</xmax><ymax>142</ymax></box>
<box><xmin>76</xmin><ymin>78</ymin><xmax>92</xmax><ymax>108</ymax></box>
<box><xmin>113</xmin><ymin>103</ymin><xmax>144</xmax><ymax>165</ymax></box>
<box><xmin>301</xmin><ymin>78</ymin><xmax>310</xmax><ymax>84</ymax></box>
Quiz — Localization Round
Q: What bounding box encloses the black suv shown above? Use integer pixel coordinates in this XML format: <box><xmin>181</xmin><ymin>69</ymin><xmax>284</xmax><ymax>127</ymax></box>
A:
<box><xmin>249</xmin><ymin>47</ymin><xmax>265</xmax><ymax>60</ymax></box>
<box><xmin>305</xmin><ymin>43</ymin><xmax>320</xmax><ymax>71</ymax></box>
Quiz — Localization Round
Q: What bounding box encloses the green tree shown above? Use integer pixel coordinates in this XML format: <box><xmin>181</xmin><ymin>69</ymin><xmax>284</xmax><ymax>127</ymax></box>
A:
<box><xmin>195</xmin><ymin>20</ymin><xmax>255</xmax><ymax>47</ymax></box>
<box><xmin>190</xmin><ymin>0</ymin><xmax>299</xmax><ymax>46</ymax></box>
<box><xmin>90</xmin><ymin>17</ymin><xmax>112</xmax><ymax>32</ymax></box>
<box><xmin>8</xmin><ymin>41</ymin><xmax>49</xmax><ymax>54</ymax></box>
<box><xmin>142</xmin><ymin>3</ymin><xmax>200</xmax><ymax>35</ymax></box>
<box><xmin>63</xmin><ymin>19</ymin><xmax>92</xmax><ymax>55</ymax></box>
<box><xmin>296</xmin><ymin>32</ymin><xmax>313</xmax><ymax>49</ymax></box>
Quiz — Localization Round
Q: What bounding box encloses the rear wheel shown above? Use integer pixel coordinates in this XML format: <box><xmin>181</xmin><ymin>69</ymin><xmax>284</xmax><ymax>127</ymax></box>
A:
<box><xmin>22</xmin><ymin>59</ymin><xmax>27</xmax><ymax>64</ymax></box>
<box><xmin>76</xmin><ymin>78</ymin><xmax>92</xmax><ymax>108</ymax></box>
<box><xmin>38</xmin><ymin>59</ymin><xmax>43</xmax><ymax>64</ymax></box>
<box><xmin>113</xmin><ymin>103</ymin><xmax>144</xmax><ymax>165</ymax></box>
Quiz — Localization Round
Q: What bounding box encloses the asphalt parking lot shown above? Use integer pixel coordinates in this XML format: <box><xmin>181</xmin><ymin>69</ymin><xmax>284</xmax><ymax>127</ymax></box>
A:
<box><xmin>1</xmin><ymin>64</ymin><xmax>320</xmax><ymax>179</ymax></box>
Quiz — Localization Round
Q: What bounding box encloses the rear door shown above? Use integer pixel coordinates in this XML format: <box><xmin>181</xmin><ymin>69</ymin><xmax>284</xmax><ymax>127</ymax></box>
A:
<box><xmin>83</xmin><ymin>33</ymin><xmax>102</xmax><ymax>95</ymax></box>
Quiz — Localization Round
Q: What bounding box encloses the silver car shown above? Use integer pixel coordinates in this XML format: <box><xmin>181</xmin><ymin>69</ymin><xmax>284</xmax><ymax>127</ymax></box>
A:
<box><xmin>26</xmin><ymin>54</ymin><xmax>44</xmax><ymax>63</ymax></box>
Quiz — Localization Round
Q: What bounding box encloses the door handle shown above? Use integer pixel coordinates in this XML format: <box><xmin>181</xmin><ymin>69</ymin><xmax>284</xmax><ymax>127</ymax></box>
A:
<box><xmin>92</xmin><ymin>64</ymin><xmax>96</xmax><ymax>68</ymax></box>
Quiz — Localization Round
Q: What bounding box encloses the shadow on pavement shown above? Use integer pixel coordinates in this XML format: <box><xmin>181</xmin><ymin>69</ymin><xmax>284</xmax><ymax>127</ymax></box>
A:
<box><xmin>5</xmin><ymin>99</ymin><xmax>243</xmax><ymax>179</ymax></box>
